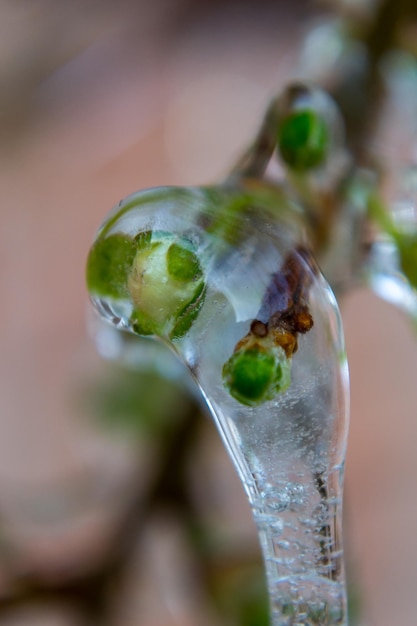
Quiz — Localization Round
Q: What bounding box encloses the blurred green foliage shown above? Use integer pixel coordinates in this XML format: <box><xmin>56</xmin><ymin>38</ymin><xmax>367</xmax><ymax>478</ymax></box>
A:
<box><xmin>81</xmin><ymin>361</ymin><xmax>196</xmax><ymax>438</ymax></box>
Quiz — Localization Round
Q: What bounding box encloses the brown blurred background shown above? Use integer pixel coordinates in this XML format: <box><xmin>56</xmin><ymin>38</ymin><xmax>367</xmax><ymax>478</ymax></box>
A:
<box><xmin>1</xmin><ymin>0</ymin><xmax>417</xmax><ymax>624</ymax></box>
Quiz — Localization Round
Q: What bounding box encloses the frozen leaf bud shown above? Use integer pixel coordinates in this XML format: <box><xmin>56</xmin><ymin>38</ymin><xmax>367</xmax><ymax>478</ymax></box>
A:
<box><xmin>278</xmin><ymin>109</ymin><xmax>328</xmax><ymax>171</ymax></box>
<box><xmin>128</xmin><ymin>231</ymin><xmax>206</xmax><ymax>340</ymax></box>
<box><xmin>275</xmin><ymin>83</ymin><xmax>345</xmax><ymax>176</ymax></box>
<box><xmin>222</xmin><ymin>344</ymin><xmax>291</xmax><ymax>407</ymax></box>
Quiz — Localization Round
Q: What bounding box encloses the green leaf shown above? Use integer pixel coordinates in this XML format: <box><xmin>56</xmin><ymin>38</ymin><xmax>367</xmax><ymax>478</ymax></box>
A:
<box><xmin>368</xmin><ymin>193</ymin><xmax>417</xmax><ymax>289</ymax></box>
<box><xmin>367</xmin><ymin>193</ymin><xmax>396</xmax><ymax>236</ymax></box>
<box><xmin>86</xmin><ymin>233</ymin><xmax>135</xmax><ymax>299</ymax></box>
<box><xmin>170</xmin><ymin>281</ymin><xmax>206</xmax><ymax>340</ymax></box>
<box><xmin>130</xmin><ymin>308</ymin><xmax>158</xmax><ymax>336</ymax></box>
<box><xmin>167</xmin><ymin>242</ymin><xmax>203</xmax><ymax>281</ymax></box>
<box><xmin>134</xmin><ymin>230</ymin><xmax>153</xmax><ymax>250</ymax></box>
<box><xmin>396</xmin><ymin>234</ymin><xmax>417</xmax><ymax>289</ymax></box>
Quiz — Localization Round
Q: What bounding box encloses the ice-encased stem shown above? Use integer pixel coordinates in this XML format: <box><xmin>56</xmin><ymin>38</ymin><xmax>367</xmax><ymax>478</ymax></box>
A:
<box><xmin>253</xmin><ymin>468</ymin><xmax>347</xmax><ymax>625</ymax></box>
<box><xmin>193</xmin><ymin>280</ymin><xmax>349</xmax><ymax>626</ymax></box>
<box><xmin>200</xmin><ymin>403</ymin><xmax>348</xmax><ymax>625</ymax></box>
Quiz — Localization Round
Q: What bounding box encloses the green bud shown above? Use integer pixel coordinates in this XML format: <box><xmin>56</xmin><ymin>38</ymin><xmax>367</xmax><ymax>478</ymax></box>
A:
<box><xmin>222</xmin><ymin>345</ymin><xmax>291</xmax><ymax>407</ymax></box>
<box><xmin>86</xmin><ymin>233</ymin><xmax>135</xmax><ymax>299</ymax></box>
<box><xmin>128</xmin><ymin>231</ymin><xmax>206</xmax><ymax>340</ymax></box>
<box><xmin>278</xmin><ymin>109</ymin><xmax>328</xmax><ymax>171</ymax></box>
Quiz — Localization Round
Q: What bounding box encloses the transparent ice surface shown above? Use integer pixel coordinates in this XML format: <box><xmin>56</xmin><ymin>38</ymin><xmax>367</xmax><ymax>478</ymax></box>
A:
<box><xmin>87</xmin><ymin>183</ymin><xmax>350</xmax><ymax>625</ymax></box>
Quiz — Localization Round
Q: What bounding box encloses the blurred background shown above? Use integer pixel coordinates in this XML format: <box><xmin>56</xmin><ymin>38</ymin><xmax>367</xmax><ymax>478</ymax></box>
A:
<box><xmin>1</xmin><ymin>0</ymin><xmax>417</xmax><ymax>624</ymax></box>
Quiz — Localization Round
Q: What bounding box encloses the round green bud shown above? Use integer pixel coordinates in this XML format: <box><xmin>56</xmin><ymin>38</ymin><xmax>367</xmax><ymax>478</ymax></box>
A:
<box><xmin>128</xmin><ymin>231</ymin><xmax>206</xmax><ymax>340</ymax></box>
<box><xmin>86</xmin><ymin>233</ymin><xmax>136</xmax><ymax>299</ymax></box>
<box><xmin>278</xmin><ymin>109</ymin><xmax>328</xmax><ymax>171</ymax></box>
<box><xmin>222</xmin><ymin>345</ymin><xmax>291</xmax><ymax>407</ymax></box>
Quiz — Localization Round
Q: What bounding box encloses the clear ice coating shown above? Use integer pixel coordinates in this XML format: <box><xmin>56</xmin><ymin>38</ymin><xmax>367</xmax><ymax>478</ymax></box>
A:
<box><xmin>86</xmin><ymin>181</ymin><xmax>350</xmax><ymax>625</ymax></box>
